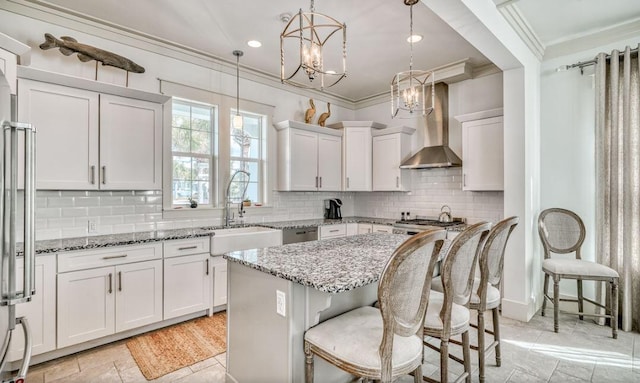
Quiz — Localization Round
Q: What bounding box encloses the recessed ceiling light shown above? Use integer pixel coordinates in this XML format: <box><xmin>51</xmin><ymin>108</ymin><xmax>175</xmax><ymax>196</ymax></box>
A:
<box><xmin>407</xmin><ymin>34</ymin><xmax>423</xmax><ymax>43</ymax></box>
<box><xmin>247</xmin><ymin>40</ymin><xmax>262</xmax><ymax>48</ymax></box>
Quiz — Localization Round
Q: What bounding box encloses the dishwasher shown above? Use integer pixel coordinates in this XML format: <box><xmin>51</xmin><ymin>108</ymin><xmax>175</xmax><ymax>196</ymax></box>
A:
<box><xmin>282</xmin><ymin>226</ymin><xmax>318</xmax><ymax>244</ymax></box>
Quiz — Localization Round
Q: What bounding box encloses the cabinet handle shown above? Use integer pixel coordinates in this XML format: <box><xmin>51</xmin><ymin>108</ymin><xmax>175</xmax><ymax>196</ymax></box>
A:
<box><xmin>102</xmin><ymin>254</ymin><xmax>128</xmax><ymax>260</ymax></box>
<box><xmin>90</xmin><ymin>165</ymin><xmax>96</xmax><ymax>184</ymax></box>
<box><xmin>206</xmin><ymin>258</ymin><xmax>210</xmax><ymax>275</ymax></box>
<box><xmin>178</xmin><ymin>246</ymin><xmax>198</xmax><ymax>250</ymax></box>
<box><xmin>101</xmin><ymin>166</ymin><xmax>106</xmax><ymax>184</ymax></box>
<box><xmin>396</xmin><ymin>176</ymin><xmax>399</xmax><ymax>188</ymax></box>
<box><xmin>319</xmin><ymin>176</ymin><xmax>322</xmax><ymax>188</ymax></box>
<box><xmin>118</xmin><ymin>271</ymin><xmax>122</xmax><ymax>292</ymax></box>
<box><xmin>463</xmin><ymin>173</ymin><xmax>466</xmax><ymax>187</ymax></box>
<box><xmin>347</xmin><ymin>177</ymin><xmax>350</xmax><ymax>188</ymax></box>
<box><xmin>315</xmin><ymin>176</ymin><xmax>318</xmax><ymax>188</ymax></box>
<box><xmin>108</xmin><ymin>273</ymin><xmax>113</xmax><ymax>294</ymax></box>
<box><xmin>329</xmin><ymin>229</ymin><xmax>339</xmax><ymax>233</ymax></box>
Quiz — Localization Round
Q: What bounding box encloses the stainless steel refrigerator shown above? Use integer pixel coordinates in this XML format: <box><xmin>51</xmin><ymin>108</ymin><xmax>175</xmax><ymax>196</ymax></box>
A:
<box><xmin>0</xmin><ymin>62</ymin><xmax>36</xmax><ymax>382</ymax></box>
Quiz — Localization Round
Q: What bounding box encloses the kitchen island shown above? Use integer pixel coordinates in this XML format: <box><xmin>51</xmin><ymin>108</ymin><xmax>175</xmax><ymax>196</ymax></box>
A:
<box><xmin>223</xmin><ymin>233</ymin><xmax>441</xmax><ymax>383</ymax></box>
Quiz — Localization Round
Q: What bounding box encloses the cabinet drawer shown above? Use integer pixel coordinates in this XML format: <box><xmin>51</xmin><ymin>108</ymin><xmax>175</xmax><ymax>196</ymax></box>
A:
<box><xmin>58</xmin><ymin>242</ymin><xmax>162</xmax><ymax>273</ymax></box>
<box><xmin>320</xmin><ymin>224</ymin><xmax>346</xmax><ymax>239</ymax></box>
<box><xmin>372</xmin><ymin>224</ymin><xmax>393</xmax><ymax>233</ymax></box>
<box><xmin>163</xmin><ymin>237</ymin><xmax>210</xmax><ymax>258</ymax></box>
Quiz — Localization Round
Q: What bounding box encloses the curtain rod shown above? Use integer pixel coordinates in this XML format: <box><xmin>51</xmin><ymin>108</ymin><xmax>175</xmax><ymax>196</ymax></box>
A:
<box><xmin>558</xmin><ymin>47</ymin><xmax>639</xmax><ymax>74</ymax></box>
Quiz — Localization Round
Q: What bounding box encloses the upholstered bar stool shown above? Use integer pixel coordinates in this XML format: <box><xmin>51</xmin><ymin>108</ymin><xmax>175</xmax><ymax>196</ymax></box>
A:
<box><xmin>303</xmin><ymin>229</ymin><xmax>446</xmax><ymax>383</ymax></box>
<box><xmin>538</xmin><ymin>208</ymin><xmax>619</xmax><ymax>338</ymax></box>
<box><xmin>422</xmin><ymin>222</ymin><xmax>491</xmax><ymax>383</ymax></box>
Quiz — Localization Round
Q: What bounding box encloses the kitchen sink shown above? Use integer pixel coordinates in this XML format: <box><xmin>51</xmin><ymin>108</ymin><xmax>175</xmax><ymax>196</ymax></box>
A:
<box><xmin>209</xmin><ymin>226</ymin><xmax>282</xmax><ymax>255</ymax></box>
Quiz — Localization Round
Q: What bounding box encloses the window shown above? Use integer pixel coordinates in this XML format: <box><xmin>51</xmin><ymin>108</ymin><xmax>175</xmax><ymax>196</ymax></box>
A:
<box><xmin>230</xmin><ymin>111</ymin><xmax>265</xmax><ymax>204</ymax></box>
<box><xmin>171</xmin><ymin>99</ymin><xmax>217</xmax><ymax>207</ymax></box>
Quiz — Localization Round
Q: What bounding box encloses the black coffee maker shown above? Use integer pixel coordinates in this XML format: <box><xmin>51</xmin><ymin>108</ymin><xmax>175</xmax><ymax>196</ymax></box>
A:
<box><xmin>324</xmin><ymin>198</ymin><xmax>342</xmax><ymax>219</ymax></box>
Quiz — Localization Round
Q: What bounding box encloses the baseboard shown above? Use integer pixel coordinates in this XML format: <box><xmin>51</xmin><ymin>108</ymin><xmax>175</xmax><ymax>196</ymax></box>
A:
<box><xmin>501</xmin><ymin>297</ymin><xmax>537</xmax><ymax>322</ymax></box>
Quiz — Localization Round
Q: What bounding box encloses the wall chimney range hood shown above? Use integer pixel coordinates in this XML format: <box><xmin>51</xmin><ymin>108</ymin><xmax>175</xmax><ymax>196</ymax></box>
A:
<box><xmin>399</xmin><ymin>83</ymin><xmax>462</xmax><ymax>169</ymax></box>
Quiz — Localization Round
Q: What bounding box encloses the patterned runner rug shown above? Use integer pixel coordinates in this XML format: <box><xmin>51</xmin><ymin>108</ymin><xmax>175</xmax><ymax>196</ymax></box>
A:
<box><xmin>126</xmin><ymin>311</ymin><xmax>226</xmax><ymax>380</ymax></box>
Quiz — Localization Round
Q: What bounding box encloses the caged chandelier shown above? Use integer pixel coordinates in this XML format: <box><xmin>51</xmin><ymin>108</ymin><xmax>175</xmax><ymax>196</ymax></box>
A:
<box><xmin>280</xmin><ymin>0</ymin><xmax>347</xmax><ymax>91</ymax></box>
<box><xmin>391</xmin><ymin>0</ymin><xmax>434</xmax><ymax>118</ymax></box>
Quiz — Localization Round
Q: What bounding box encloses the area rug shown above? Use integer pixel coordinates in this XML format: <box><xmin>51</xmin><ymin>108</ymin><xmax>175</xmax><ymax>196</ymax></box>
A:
<box><xmin>126</xmin><ymin>311</ymin><xmax>226</xmax><ymax>380</ymax></box>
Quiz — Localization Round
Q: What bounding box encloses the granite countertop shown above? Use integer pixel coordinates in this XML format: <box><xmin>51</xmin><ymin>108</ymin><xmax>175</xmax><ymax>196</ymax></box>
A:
<box><xmin>30</xmin><ymin>227</ymin><xmax>215</xmax><ymax>254</ymax></box>
<box><xmin>224</xmin><ymin>233</ymin><xmax>451</xmax><ymax>294</ymax></box>
<box><xmin>259</xmin><ymin>216</ymin><xmax>397</xmax><ymax>229</ymax></box>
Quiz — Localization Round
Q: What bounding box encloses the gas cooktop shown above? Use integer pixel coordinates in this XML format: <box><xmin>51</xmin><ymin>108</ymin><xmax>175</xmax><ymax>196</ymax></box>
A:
<box><xmin>394</xmin><ymin>218</ymin><xmax>466</xmax><ymax>228</ymax></box>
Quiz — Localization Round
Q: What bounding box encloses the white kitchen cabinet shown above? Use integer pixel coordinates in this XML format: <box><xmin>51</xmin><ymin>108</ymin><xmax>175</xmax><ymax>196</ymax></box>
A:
<box><xmin>346</xmin><ymin>223</ymin><xmax>358</xmax><ymax>236</ymax></box>
<box><xmin>372</xmin><ymin>126</ymin><xmax>415</xmax><ymax>191</ymax></box>
<box><xmin>57</xmin><ymin>243</ymin><xmax>163</xmax><ymax>348</ymax></box>
<box><xmin>372</xmin><ymin>224</ymin><xmax>393</xmax><ymax>233</ymax></box>
<box><xmin>164</xmin><ymin>252</ymin><xmax>211</xmax><ymax>320</ymax></box>
<box><xmin>456</xmin><ymin>110</ymin><xmax>504</xmax><ymax>191</ymax></box>
<box><xmin>211</xmin><ymin>256</ymin><xmax>227</xmax><ymax>308</ymax></box>
<box><xmin>17</xmin><ymin>68</ymin><xmax>168</xmax><ymax>190</ymax></box>
<box><xmin>7</xmin><ymin>255</ymin><xmax>56</xmax><ymax>362</ymax></box>
<box><xmin>357</xmin><ymin>223</ymin><xmax>372</xmax><ymax>234</ymax></box>
<box><xmin>319</xmin><ymin>224</ymin><xmax>347</xmax><ymax>239</ymax></box>
<box><xmin>0</xmin><ymin>36</ymin><xmax>29</xmax><ymax>94</ymax></box>
<box><xmin>275</xmin><ymin>120</ymin><xmax>342</xmax><ymax>191</ymax></box>
<box><xmin>329</xmin><ymin>121</ymin><xmax>386</xmax><ymax>191</ymax></box>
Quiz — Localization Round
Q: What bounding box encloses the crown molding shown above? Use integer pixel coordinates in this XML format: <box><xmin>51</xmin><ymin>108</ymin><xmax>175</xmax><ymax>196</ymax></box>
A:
<box><xmin>496</xmin><ymin>2</ymin><xmax>545</xmax><ymax>61</ymax></box>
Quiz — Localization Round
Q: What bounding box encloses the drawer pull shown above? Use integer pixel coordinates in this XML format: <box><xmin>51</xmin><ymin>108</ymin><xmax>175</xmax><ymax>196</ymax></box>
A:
<box><xmin>118</xmin><ymin>271</ymin><xmax>122</xmax><ymax>292</ymax></box>
<box><xmin>108</xmin><ymin>273</ymin><xmax>113</xmax><ymax>294</ymax></box>
<box><xmin>329</xmin><ymin>229</ymin><xmax>340</xmax><ymax>233</ymax></box>
<box><xmin>102</xmin><ymin>254</ymin><xmax>128</xmax><ymax>260</ymax></box>
<box><xmin>178</xmin><ymin>246</ymin><xmax>198</xmax><ymax>251</ymax></box>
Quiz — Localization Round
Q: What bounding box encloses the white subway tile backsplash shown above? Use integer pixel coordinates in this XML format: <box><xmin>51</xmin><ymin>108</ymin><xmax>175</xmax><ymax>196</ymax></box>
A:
<box><xmin>74</xmin><ymin>197</ymin><xmax>100</xmax><ymax>207</ymax></box>
<box><xmin>48</xmin><ymin>197</ymin><xmax>74</xmax><ymax>207</ymax></box>
<box><xmin>36</xmin><ymin>208</ymin><xmax>61</xmax><ymax>219</ymax></box>
<box><xmin>100</xmin><ymin>196</ymin><xmax>124</xmax><ymax>205</ymax></box>
<box><xmin>61</xmin><ymin>207</ymin><xmax>88</xmax><ymax>217</ymax></box>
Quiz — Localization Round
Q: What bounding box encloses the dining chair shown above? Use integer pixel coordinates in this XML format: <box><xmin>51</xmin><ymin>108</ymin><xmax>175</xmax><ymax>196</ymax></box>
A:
<box><xmin>538</xmin><ymin>208</ymin><xmax>619</xmax><ymax>338</ymax></box>
<box><xmin>303</xmin><ymin>229</ymin><xmax>446</xmax><ymax>383</ymax></box>
<box><xmin>422</xmin><ymin>221</ymin><xmax>492</xmax><ymax>383</ymax></box>
<box><xmin>430</xmin><ymin>217</ymin><xmax>518</xmax><ymax>383</ymax></box>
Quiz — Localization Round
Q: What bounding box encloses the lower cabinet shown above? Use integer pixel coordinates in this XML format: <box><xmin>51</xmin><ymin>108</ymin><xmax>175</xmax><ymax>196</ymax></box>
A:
<box><xmin>357</xmin><ymin>223</ymin><xmax>372</xmax><ymax>234</ymax></box>
<box><xmin>164</xmin><ymin>253</ymin><xmax>211</xmax><ymax>320</ymax></box>
<box><xmin>8</xmin><ymin>255</ymin><xmax>56</xmax><ymax>361</ymax></box>
<box><xmin>57</xmin><ymin>259</ymin><xmax>163</xmax><ymax>348</ymax></box>
<box><xmin>372</xmin><ymin>224</ymin><xmax>393</xmax><ymax>233</ymax></box>
<box><xmin>319</xmin><ymin>224</ymin><xmax>347</xmax><ymax>239</ymax></box>
<box><xmin>211</xmin><ymin>256</ymin><xmax>227</xmax><ymax>308</ymax></box>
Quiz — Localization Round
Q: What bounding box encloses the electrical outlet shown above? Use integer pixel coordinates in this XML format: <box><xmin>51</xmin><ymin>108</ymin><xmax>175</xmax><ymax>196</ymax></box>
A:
<box><xmin>88</xmin><ymin>220</ymin><xmax>97</xmax><ymax>233</ymax></box>
<box><xmin>276</xmin><ymin>290</ymin><xmax>286</xmax><ymax>317</ymax></box>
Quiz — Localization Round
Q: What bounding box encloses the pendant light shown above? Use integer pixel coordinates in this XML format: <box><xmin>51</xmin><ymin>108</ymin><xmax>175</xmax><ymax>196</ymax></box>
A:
<box><xmin>391</xmin><ymin>0</ymin><xmax>434</xmax><ymax>118</ymax></box>
<box><xmin>233</xmin><ymin>50</ymin><xmax>243</xmax><ymax>129</ymax></box>
<box><xmin>280</xmin><ymin>0</ymin><xmax>347</xmax><ymax>91</ymax></box>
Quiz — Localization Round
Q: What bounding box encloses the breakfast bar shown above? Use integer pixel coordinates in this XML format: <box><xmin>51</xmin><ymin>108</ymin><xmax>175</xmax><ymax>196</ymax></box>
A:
<box><xmin>223</xmin><ymin>233</ymin><xmax>447</xmax><ymax>383</ymax></box>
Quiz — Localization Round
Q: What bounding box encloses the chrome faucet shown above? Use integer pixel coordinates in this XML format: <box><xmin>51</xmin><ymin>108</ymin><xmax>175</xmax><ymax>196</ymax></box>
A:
<box><xmin>224</xmin><ymin>170</ymin><xmax>250</xmax><ymax>227</ymax></box>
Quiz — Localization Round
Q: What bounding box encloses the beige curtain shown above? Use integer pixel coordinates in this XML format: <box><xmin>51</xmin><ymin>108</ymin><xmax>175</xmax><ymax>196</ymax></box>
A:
<box><xmin>595</xmin><ymin>45</ymin><xmax>640</xmax><ymax>332</ymax></box>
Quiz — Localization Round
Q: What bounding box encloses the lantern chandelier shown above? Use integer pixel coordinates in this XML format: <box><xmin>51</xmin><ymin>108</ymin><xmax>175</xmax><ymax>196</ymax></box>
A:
<box><xmin>280</xmin><ymin>0</ymin><xmax>347</xmax><ymax>91</ymax></box>
<box><xmin>391</xmin><ymin>0</ymin><xmax>435</xmax><ymax>118</ymax></box>
<box><xmin>233</xmin><ymin>50</ymin><xmax>243</xmax><ymax>129</ymax></box>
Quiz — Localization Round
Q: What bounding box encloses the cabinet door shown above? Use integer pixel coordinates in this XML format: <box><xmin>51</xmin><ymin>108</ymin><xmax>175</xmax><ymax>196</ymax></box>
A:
<box><xmin>0</xmin><ymin>48</ymin><xmax>17</xmax><ymax>94</ymax></box>
<box><xmin>372</xmin><ymin>224</ymin><xmax>393</xmax><ymax>233</ymax></box>
<box><xmin>372</xmin><ymin>134</ymin><xmax>402</xmax><ymax>191</ymax></box>
<box><xmin>345</xmin><ymin>223</ymin><xmax>358</xmax><ymax>236</ymax></box>
<box><xmin>289</xmin><ymin>129</ymin><xmax>319</xmax><ymax>190</ymax></box>
<box><xmin>462</xmin><ymin>116</ymin><xmax>504</xmax><ymax>191</ymax></box>
<box><xmin>99</xmin><ymin>94</ymin><xmax>162</xmax><ymax>190</ymax></box>
<box><xmin>212</xmin><ymin>257</ymin><xmax>227</xmax><ymax>308</ymax></box>
<box><xmin>8</xmin><ymin>255</ymin><xmax>56</xmax><ymax>362</ymax></box>
<box><xmin>18</xmin><ymin>79</ymin><xmax>99</xmax><ymax>189</ymax></box>
<box><xmin>164</xmin><ymin>253</ymin><xmax>211</xmax><ymax>320</ymax></box>
<box><xmin>344</xmin><ymin>128</ymin><xmax>371</xmax><ymax>191</ymax></box>
<box><xmin>58</xmin><ymin>267</ymin><xmax>115</xmax><ymax>348</ymax></box>
<box><xmin>115</xmin><ymin>260</ymin><xmax>163</xmax><ymax>332</ymax></box>
<box><xmin>317</xmin><ymin>133</ymin><xmax>342</xmax><ymax>191</ymax></box>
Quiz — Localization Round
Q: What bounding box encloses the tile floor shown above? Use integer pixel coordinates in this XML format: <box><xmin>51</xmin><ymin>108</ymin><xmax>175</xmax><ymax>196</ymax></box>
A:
<box><xmin>22</xmin><ymin>310</ymin><xmax>640</xmax><ymax>383</ymax></box>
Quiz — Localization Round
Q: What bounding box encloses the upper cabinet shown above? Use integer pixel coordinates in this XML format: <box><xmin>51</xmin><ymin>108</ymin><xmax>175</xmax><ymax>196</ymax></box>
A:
<box><xmin>372</xmin><ymin>126</ymin><xmax>415</xmax><ymax>191</ymax></box>
<box><xmin>456</xmin><ymin>108</ymin><xmax>504</xmax><ymax>191</ymax></box>
<box><xmin>0</xmin><ymin>32</ymin><xmax>30</xmax><ymax>94</ymax></box>
<box><xmin>275</xmin><ymin>120</ymin><xmax>342</xmax><ymax>191</ymax></box>
<box><xmin>328</xmin><ymin>121</ymin><xmax>386</xmax><ymax>191</ymax></box>
<box><xmin>17</xmin><ymin>67</ymin><xmax>168</xmax><ymax>190</ymax></box>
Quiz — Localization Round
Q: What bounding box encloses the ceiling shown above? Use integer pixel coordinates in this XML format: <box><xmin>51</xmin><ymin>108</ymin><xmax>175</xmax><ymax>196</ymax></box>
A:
<box><xmin>22</xmin><ymin>0</ymin><xmax>640</xmax><ymax>102</ymax></box>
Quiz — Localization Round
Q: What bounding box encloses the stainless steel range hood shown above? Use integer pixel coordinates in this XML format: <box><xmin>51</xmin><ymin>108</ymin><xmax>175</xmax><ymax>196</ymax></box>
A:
<box><xmin>400</xmin><ymin>83</ymin><xmax>462</xmax><ymax>169</ymax></box>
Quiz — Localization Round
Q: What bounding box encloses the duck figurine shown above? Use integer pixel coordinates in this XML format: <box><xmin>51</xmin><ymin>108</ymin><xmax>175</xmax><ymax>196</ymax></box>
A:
<box><xmin>304</xmin><ymin>98</ymin><xmax>316</xmax><ymax>124</ymax></box>
<box><xmin>317</xmin><ymin>102</ymin><xmax>331</xmax><ymax>127</ymax></box>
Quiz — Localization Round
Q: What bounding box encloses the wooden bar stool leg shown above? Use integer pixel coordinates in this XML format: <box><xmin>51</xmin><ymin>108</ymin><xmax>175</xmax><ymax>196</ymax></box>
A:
<box><xmin>612</xmin><ymin>279</ymin><xmax>618</xmax><ymax>339</ymax></box>
<box><xmin>542</xmin><ymin>274</ymin><xmax>549</xmax><ymax>316</ymax></box>
<box><xmin>577</xmin><ymin>279</ymin><xmax>584</xmax><ymax>320</ymax></box>
<box><xmin>492</xmin><ymin>307</ymin><xmax>502</xmax><ymax>367</ymax></box>
<box><xmin>462</xmin><ymin>331</ymin><xmax>471</xmax><ymax>383</ymax></box>
<box><xmin>304</xmin><ymin>342</ymin><xmax>314</xmax><ymax>383</ymax></box>
<box><xmin>477</xmin><ymin>311</ymin><xmax>486</xmax><ymax>383</ymax></box>
<box><xmin>553</xmin><ymin>276</ymin><xmax>560</xmax><ymax>333</ymax></box>
<box><xmin>440</xmin><ymin>339</ymin><xmax>449</xmax><ymax>383</ymax></box>
<box><xmin>413</xmin><ymin>365</ymin><xmax>423</xmax><ymax>383</ymax></box>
